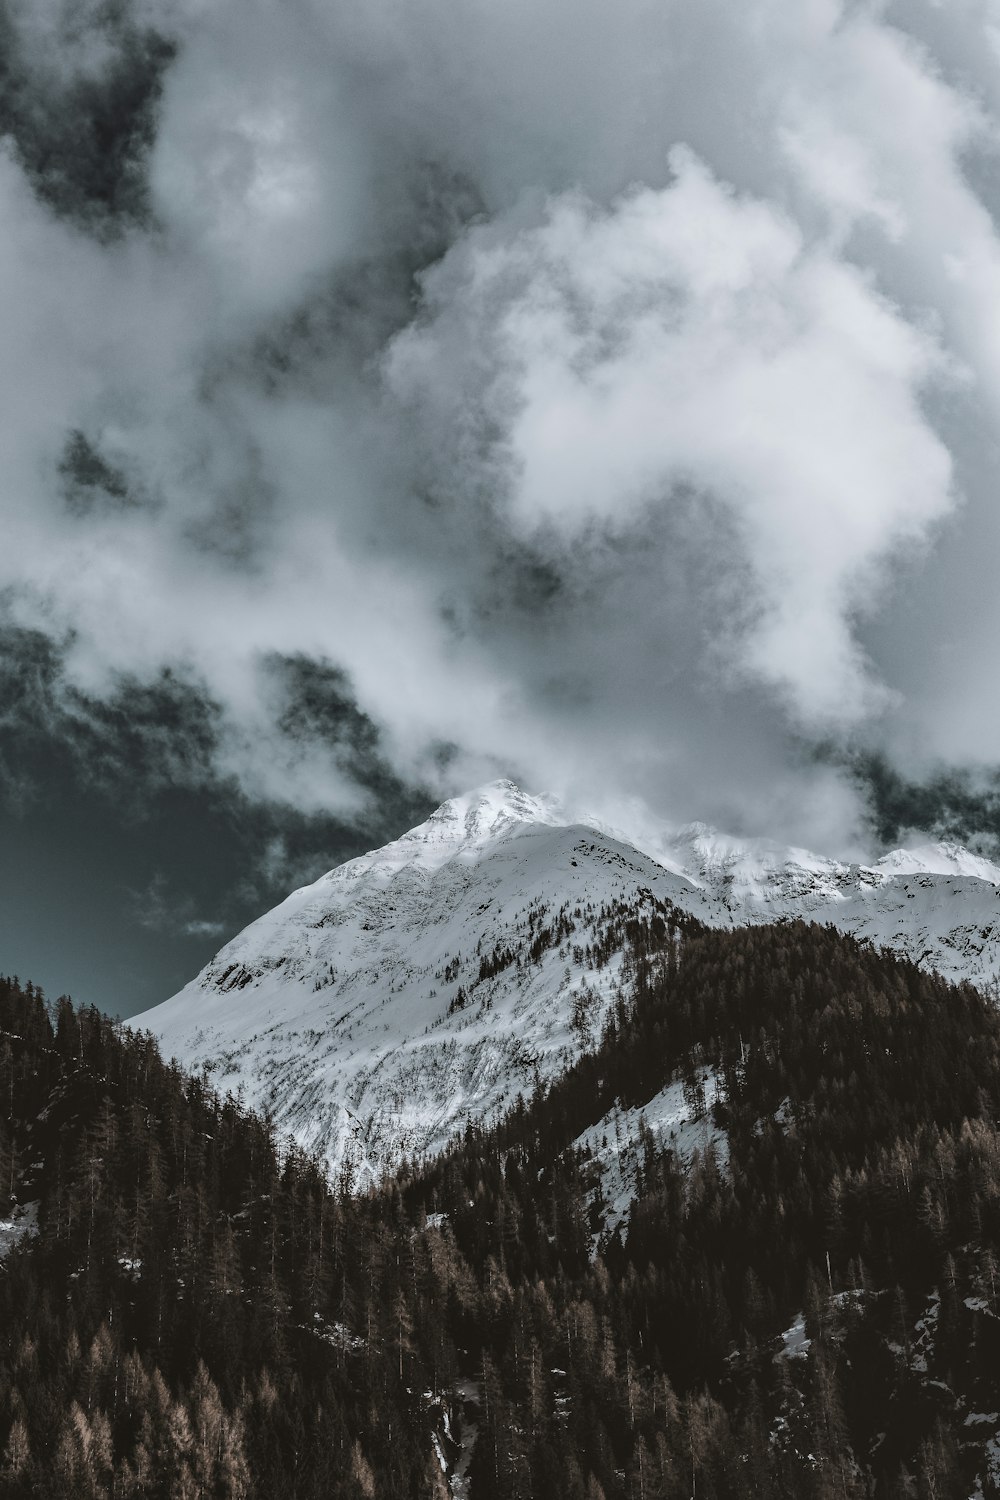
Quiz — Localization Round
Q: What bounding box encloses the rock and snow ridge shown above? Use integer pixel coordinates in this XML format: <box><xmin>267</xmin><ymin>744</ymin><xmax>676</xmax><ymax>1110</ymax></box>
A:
<box><xmin>137</xmin><ymin>780</ymin><xmax>1000</xmax><ymax>1181</ymax></box>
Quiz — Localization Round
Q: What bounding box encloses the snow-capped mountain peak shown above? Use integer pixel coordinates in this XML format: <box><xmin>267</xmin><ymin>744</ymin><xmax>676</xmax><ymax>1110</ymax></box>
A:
<box><xmin>137</xmin><ymin>784</ymin><xmax>1000</xmax><ymax>1181</ymax></box>
<box><xmin>342</xmin><ymin>778</ymin><xmax>564</xmax><ymax>877</ymax></box>
<box><xmin>872</xmin><ymin>840</ymin><xmax>1000</xmax><ymax>884</ymax></box>
<box><xmin>139</xmin><ymin>782</ymin><xmax>694</xmax><ymax>1180</ymax></box>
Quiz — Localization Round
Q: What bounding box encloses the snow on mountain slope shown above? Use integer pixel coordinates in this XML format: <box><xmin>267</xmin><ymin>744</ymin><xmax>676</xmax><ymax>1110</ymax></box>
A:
<box><xmin>873</xmin><ymin>842</ymin><xmax>1000</xmax><ymax>883</ymax></box>
<box><xmin>141</xmin><ymin>783</ymin><xmax>696</xmax><ymax>1180</ymax></box>
<box><xmin>574</xmin><ymin>1068</ymin><xmax>727</xmax><ymax>1242</ymax></box>
<box><xmin>664</xmin><ymin>826</ymin><xmax>1000</xmax><ymax>987</ymax></box>
<box><xmin>138</xmin><ymin>780</ymin><xmax>1000</xmax><ymax>1180</ymax></box>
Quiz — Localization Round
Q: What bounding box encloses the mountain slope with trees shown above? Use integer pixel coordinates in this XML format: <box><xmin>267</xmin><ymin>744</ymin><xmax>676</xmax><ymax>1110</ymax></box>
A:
<box><xmin>5</xmin><ymin>909</ymin><xmax>1000</xmax><ymax>1495</ymax></box>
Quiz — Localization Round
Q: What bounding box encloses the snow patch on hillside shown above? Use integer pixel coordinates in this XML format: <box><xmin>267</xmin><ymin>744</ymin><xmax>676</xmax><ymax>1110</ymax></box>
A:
<box><xmin>574</xmin><ymin>1070</ymin><xmax>727</xmax><ymax>1239</ymax></box>
<box><xmin>0</xmin><ymin>1202</ymin><xmax>38</xmax><ymax>1260</ymax></box>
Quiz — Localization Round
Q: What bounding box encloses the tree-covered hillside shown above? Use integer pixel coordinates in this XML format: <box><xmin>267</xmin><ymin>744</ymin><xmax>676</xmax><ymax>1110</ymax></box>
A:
<box><xmin>5</xmin><ymin>911</ymin><xmax>1000</xmax><ymax>1496</ymax></box>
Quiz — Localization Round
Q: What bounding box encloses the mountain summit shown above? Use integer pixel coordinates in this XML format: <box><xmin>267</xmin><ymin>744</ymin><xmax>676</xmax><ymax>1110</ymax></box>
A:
<box><xmin>138</xmin><ymin>781</ymin><xmax>1000</xmax><ymax>1177</ymax></box>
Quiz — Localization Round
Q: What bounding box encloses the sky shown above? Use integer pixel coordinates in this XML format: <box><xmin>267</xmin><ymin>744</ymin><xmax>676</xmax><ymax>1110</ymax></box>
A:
<box><xmin>3</xmin><ymin>0</ymin><xmax>1000</xmax><ymax>1017</ymax></box>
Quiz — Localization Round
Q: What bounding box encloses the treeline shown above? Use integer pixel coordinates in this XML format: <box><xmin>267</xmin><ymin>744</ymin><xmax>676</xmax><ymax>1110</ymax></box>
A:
<box><xmin>0</xmin><ymin>978</ymin><xmax>446</xmax><ymax>1498</ymax></box>
<box><xmin>4</xmin><ymin>915</ymin><xmax>1000</xmax><ymax>1495</ymax></box>
<box><xmin>409</xmin><ymin>923</ymin><xmax>1000</xmax><ymax>1497</ymax></box>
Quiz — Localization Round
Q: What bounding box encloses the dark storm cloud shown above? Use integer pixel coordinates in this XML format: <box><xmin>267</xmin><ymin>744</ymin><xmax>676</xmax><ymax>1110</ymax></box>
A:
<box><xmin>0</xmin><ymin>0</ymin><xmax>174</xmax><ymax>233</ymax></box>
<box><xmin>3</xmin><ymin>0</ymin><xmax>1000</xmax><ymax>859</ymax></box>
<box><xmin>58</xmin><ymin>430</ymin><xmax>138</xmax><ymax>517</ymax></box>
<box><xmin>850</xmin><ymin>752</ymin><xmax>1000</xmax><ymax>854</ymax></box>
<box><xmin>270</xmin><ymin>655</ymin><xmax>421</xmax><ymax>802</ymax></box>
<box><xmin>0</xmin><ymin>626</ymin><xmax>424</xmax><ymax>825</ymax></box>
<box><xmin>0</xmin><ymin>624</ymin><xmax>219</xmax><ymax>808</ymax></box>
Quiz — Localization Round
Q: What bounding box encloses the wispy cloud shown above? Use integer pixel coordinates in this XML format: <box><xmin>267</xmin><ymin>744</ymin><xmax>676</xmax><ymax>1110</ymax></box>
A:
<box><xmin>128</xmin><ymin>872</ymin><xmax>215</xmax><ymax>936</ymax></box>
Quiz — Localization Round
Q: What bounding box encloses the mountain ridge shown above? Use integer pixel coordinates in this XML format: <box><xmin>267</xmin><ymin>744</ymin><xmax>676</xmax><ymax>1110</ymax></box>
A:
<box><xmin>138</xmin><ymin>780</ymin><xmax>1000</xmax><ymax>1178</ymax></box>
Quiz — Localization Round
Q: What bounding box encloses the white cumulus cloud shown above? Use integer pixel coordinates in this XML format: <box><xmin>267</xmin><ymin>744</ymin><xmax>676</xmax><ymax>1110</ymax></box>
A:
<box><xmin>386</xmin><ymin>148</ymin><xmax>955</xmax><ymax>725</ymax></box>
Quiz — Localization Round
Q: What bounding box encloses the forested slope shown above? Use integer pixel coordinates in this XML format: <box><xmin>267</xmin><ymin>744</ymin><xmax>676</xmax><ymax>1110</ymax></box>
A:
<box><xmin>4</xmin><ymin>914</ymin><xmax>1000</xmax><ymax>1496</ymax></box>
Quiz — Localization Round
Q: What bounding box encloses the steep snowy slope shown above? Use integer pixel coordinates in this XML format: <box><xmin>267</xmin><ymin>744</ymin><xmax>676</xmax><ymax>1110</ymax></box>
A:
<box><xmin>142</xmin><ymin>783</ymin><xmax>697</xmax><ymax>1179</ymax></box>
<box><xmin>139</xmin><ymin>780</ymin><xmax>1000</xmax><ymax>1178</ymax></box>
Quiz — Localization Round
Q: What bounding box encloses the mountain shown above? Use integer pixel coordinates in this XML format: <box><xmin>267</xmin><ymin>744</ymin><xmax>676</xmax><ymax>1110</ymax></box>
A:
<box><xmin>9</xmin><ymin>918</ymin><xmax>1000</xmax><ymax>1495</ymax></box>
<box><xmin>138</xmin><ymin>780</ymin><xmax>1000</xmax><ymax>1179</ymax></box>
<box><xmin>648</xmin><ymin>822</ymin><xmax>1000</xmax><ymax>982</ymax></box>
<box><xmin>140</xmin><ymin>782</ymin><xmax>696</xmax><ymax>1180</ymax></box>
<box><xmin>11</xmin><ymin>924</ymin><xmax>1000</xmax><ymax>1500</ymax></box>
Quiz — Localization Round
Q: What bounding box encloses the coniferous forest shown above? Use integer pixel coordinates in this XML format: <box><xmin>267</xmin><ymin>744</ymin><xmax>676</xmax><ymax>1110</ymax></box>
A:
<box><xmin>5</xmin><ymin>912</ymin><xmax>1000</xmax><ymax>1496</ymax></box>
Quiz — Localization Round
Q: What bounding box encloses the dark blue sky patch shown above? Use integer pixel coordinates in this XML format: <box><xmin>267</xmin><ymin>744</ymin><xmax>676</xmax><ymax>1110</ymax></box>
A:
<box><xmin>0</xmin><ymin>628</ymin><xmax>434</xmax><ymax>1015</ymax></box>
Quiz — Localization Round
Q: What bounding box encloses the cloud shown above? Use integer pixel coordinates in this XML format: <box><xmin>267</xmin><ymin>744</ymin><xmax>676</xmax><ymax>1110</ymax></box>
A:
<box><xmin>128</xmin><ymin>872</ymin><xmax>223</xmax><ymax>936</ymax></box>
<box><xmin>845</xmin><ymin>749</ymin><xmax>1000</xmax><ymax>856</ymax></box>
<box><xmin>385</xmin><ymin>147</ymin><xmax>954</xmax><ymax>727</ymax></box>
<box><xmin>0</xmin><ymin>624</ymin><xmax>429</xmax><ymax>839</ymax></box>
<box><xmin>0</xmin><ymin>0</ymin><xmax>175</xmax><ymax>231</ymax></box>
<box><xmin>2</xmin><ymin>0</ymin><xmax>1000</xmax><ymax>854</ymax></box>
